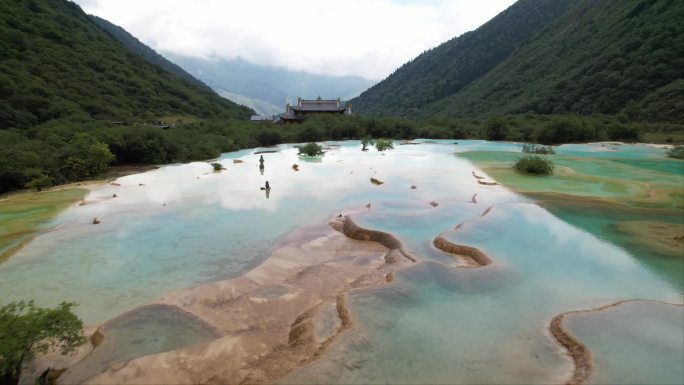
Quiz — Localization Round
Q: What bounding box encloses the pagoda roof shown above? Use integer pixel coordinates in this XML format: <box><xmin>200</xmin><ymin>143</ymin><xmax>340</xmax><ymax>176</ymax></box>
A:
<box><xmin>293</xmin><ymin>99</ymin><xmax>345</xmax><ymax>112</ymax></box>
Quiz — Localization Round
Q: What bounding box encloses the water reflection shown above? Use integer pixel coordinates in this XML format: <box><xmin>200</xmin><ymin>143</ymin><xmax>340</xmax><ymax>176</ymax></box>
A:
<box><xmin>0</xmin><ymin>140</ymin><xmax>680</xmax><ymax>384</ymax></box>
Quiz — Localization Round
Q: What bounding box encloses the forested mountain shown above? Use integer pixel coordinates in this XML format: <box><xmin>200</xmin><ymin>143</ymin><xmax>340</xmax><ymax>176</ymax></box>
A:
<box><xmin>427</xmin><ymin>0</ymin><xmax>684</xmax><ymax>122</ymax></box>
<box><xmin>0</xmin><ymin>0</ymin><xmax>255</xmax><ymax>194</ymax></box>
<box><xmin>88</xmin><ymin>16</ymin><xmax>285</xmax><ymax>116</ymax></box>
<box><xmin>168</xmin><ymin>55</ymin><xmax>376</xmax><ymax>114</ymax></box>
<box><xmin>89</xmin><ymin>15</ymin><xmax>211</xmax><ymax>92</ymax></box>
<box><xmin>353</xmin><ymin>0</ymin><xmax>684</xmax><ymax>123</ymax></box>
<box><xmin>0</xmin><ymin>0</ymin><xmax>251</xmax><ymax>129</ymax></box>
<box><xmin>351</xmin><ymin>0</ymin><xmax>574</xmax><ymax>116</ymax></box>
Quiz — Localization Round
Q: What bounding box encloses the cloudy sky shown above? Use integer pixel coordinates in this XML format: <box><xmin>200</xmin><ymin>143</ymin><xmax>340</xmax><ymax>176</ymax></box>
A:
<box><xmin>73</xmin><ymin>0</ymin><xmax>516</xmax><ymax>80</ymax></box>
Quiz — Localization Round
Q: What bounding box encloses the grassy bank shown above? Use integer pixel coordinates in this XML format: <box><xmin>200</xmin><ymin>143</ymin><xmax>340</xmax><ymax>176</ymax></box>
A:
<box><xmin>458</xmin><ymin>150</ymin><xmax>684</xmax><ymax>289</ymax></box>
<box><xmin>0</xmin><ymin>187</ymin><xmax>88</xmax><ymax>262</ymax></box>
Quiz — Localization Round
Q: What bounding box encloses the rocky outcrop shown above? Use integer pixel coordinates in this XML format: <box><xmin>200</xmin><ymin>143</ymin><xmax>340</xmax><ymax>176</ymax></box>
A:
<box><xmin>549</xmin><ymin>300</ymin><xmax>684</xmax><ymax>385</ymax></box>
<box><xmin>472</xmin><ymin>171</ymin><xmax>486</xmax><ymax>180</ymax></box>
<box><xmin>549</xmin><ymin>313</ymin><xmax>593</xmax><ymax>385</ymax></box>
<box><xmin>433</xmin><ymin>236</ymin><xmax>492</xmax><ymax>266</ymax></box>
<box><xmin>81</xmin><ymin>220</ymin><xmax>407</xmax><ymax>385</ymax></box>
<box><xmin>338</xmin><ymin>216</ymin><xmax>416</xmax><ymax>262</ymax></box>
<box><xmin>90</xmin><ymin>329</ymin><xmax>104</xmax><ymax>348</ymax></box>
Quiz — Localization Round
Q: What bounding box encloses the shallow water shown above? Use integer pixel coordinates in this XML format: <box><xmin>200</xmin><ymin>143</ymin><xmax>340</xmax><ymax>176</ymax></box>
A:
<box><xmin>0</xmin><ymin>140</ymin><xmax>682</xmax><ymax>383</ymax></box>
<box><xmin>60</xmin><ymin>305</ymin><xmax>218</xmax><ymax>384</ymax></box>
<box><xmin>458</xmin><ymin>144</ymin><xmax>684</xmax><ymax>290</ymax></box>
<box><xmin>284</xmin><ymin>203</ymin><xmax>680</xmax><ymax>384</ymax></box>
<box><xmin>565</xmin><ymin>301</ymin><xmax>684</xmax><ymax>385</ymax></box>
<box><xmin>3</xmin><ymin>141</ymin><xmax>506</xmax><ymax>323</ymax></box>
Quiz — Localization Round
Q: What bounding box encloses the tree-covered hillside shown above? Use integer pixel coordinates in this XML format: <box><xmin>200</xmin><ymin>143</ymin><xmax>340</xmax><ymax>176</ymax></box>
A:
<box><xmin>0</xmin><ymin>0</ymin><xmax>256</xmax><ymax>194</ymax></box>
<box><xmin>350</xmin><ymin>0</ymin><xmax>574</xmax><ymax>116</ymax></box>
<box><xmin>0</xmin><ymin>0</ymin><xmax>251</xmax><ymax>129</ymax></box>
<box><xmin>89</xmin><ymin>15</ymin><xmax>211</xmax><ymax>92</ymax></box>
<box><xmin>352</xmin><ymin>0</ymin><xmax>684</xmax><ymax>124</ymax></box>
<box><xmin>427</xmin><ymin>0</ymin><xmax>684</xmax><ymax>122</ymax></box>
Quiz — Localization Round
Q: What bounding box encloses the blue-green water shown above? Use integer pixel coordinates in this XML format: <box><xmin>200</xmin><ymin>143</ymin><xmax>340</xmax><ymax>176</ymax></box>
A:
<box><xmin>285</xmin><ymin>202</ymin><xmax>680</xmax><ymax>384</ymax></box>
<box><xmin>565</xmin><ymin>301</ymin><xmax>684</xmax><ymax>385</ymax></box>
<box><xmin>0</xmin><ymin>141</ymin><xmax>681</xmax><ymax>383</ymax></box>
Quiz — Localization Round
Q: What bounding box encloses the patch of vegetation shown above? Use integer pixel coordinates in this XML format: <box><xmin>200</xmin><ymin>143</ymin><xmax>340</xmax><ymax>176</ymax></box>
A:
<box><xmin>375</xmin><ymin>139</ymin><xmax>394</xmax><ymax>151</ymax></box>
<box><xmin>522</xmin><ymin>143</ymin><xmax>556</xmax><ymax>154</ymax></box>
<box><xmin>361</xmin><ymin>136</ymin><xmax>374</xmax><ymax>151</ymax></box>
<box><xmin>297</xmin><ymin>142</ymin><xmax>324</xmax><ymax>157</ymax></box>
<box><xmin>210</xmin><ymin>162</ymin><xmax>224</xmax><ymax>171</ymax></box>
<box><xmin>666</xmin><ymin>146</ymin><xmax>684</xmax><ymax>159</ymax></box>
<box><xmin>514</xmin><ymin>155</ymin><xmax>554</xmax><ymax>175</ymax></box>
<box><xmin>0</xmin><ymin>301</ymin><xmax>86</xmax><ymax>385</ymax></box>
<box><xmin>484</xmin><ymin>118</ymin><xmax>510</xmax><ymax>141</ymax></box>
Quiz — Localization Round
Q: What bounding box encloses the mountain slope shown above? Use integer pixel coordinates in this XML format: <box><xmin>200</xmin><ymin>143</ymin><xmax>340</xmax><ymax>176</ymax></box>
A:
<box><xmin>351</xmin><ymin>0</ymin><xmax>574</xmax><ymax>116</ymax></box>
<box><xmin>168</xmin><ymin>55</ymin><xmax>376</xmax><ymax>111</ymax></box>
<box><xmin>89</xmin><ymin>15</ymin><xmax>211</xmax><ymax>91</ymax></box>
<box><xmin>0</xmin><ymin>0</ymin><xmax>251</xmax><ymax>129</ymax></box>
<box><xmin>215</xmin><ymin>89</ymin><xmax>282</xmax><ymax>117</ymax></box>
<box><xmin>88</xmin><ymin>16</ymin><xmax>281</xmax><ymax>116</ymax></box>
<box><xmin>427</xmin><ymin>0</ymin><xmax>684</xmax><ymax>121</ymax></box>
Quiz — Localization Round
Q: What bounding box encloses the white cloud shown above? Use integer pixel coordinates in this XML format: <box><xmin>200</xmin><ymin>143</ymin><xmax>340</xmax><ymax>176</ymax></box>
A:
<box><xmin>73</xmin><ymin>0</ymin><xmax>516</xmax><ymax>79</ymax></box>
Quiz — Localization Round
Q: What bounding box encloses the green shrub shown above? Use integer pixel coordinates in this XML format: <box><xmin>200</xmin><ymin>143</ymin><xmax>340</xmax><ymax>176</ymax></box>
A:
<box><xmin>484</xmin><ymin>117</ymin><xmax>510</xmax><ymax>141</ymax></box>
<box><xmin>361</xmin><ymin>136</ymin><xmax>374</xmax><ymax>151</ymax></box>
<box><xmin>210</xmin><ymin>162</ymin><xmax>223</xmax><ymax>171</ymax></box>
<box><xmin>521</xmin><ymin>143</ymin><xmax>556</xmax><ymax>154</ymax></box>
<box><xmin>666</xmin><ymin>146</ymin><xmax>684</xmax><ymax>159</ymax></box>
<box><xmin>298</xmin><ymin>142</ymin><xmax>324</xmax><ymax>156</ymax></box>
<box><xmin>514</xmin><ymin>155</ymin><xmax>554</xmax><ymax>175</ymax></box>
<box><xmin>375</xmin><ymin>139</ymin><xmax>394</xmax><ymax>151</ymax></box>
<box><xmin>536</xmin><ymin>119</ymin><xmax>594</xmax><ymax>144</ymax></box>
<box><xmin>0</xmin><ymin>301</ymin><xmax>86</xmax><ymax>385</ymax></box>
<box><xmin>24</xmin><ymin>173</ymin><xmax>52</xmax><ymax>191</ymax></box>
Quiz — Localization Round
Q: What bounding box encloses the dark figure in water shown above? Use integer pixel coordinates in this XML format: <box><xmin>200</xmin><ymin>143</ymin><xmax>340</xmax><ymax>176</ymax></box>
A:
<box><xmin>259</xmin><ymin>155</ymin><xmax>265</xmax><ymax>170</ymax></box>
<box><xmin>263</xmin><ymin>180</ymin><xmax>271</xmax><ymax>199</ymax></box>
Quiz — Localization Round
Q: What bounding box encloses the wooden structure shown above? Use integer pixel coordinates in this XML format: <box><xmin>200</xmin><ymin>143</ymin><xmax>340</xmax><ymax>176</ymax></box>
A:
<box><xmin>275</xmin><ymin>97</ymin><xmax>352</xmax><ymax>124</ymax></box>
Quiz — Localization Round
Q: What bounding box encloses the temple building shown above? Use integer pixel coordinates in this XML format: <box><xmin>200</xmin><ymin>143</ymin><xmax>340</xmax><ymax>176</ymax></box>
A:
<box><xmin>275</xmin><ymin>97</ymin><xmax>352</xmax><ymax>124</ymax></box>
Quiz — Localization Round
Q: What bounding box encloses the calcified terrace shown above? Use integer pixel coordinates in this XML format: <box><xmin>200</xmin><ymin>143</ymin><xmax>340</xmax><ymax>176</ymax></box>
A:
<box><xmin>3</xmin><ymin>140</ymin><xmax>681</xmax><ymax>384</ymax></box>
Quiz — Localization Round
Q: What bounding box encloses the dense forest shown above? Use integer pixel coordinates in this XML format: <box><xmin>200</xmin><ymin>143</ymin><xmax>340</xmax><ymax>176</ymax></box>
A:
<box><xmin>352</xmin><ymin>0</ymin><xmax>684</xmax><ymax>123</ymax></box>
<box><xmin>89</xmin><ymin>15</ymin><xmax>211</xmax><ymax>91</ymax></box>
<box><xmin>351</xmin><ymin>0</ymin><xmax>574</xmax><ymax>116</ymax></box>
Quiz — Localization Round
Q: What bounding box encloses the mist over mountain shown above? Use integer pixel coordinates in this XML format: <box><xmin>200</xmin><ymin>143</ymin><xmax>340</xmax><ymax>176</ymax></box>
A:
<box><xmin>89</xmin><ymin>15</ymin><xmax>211</xmax><ymax>92</ymax></box>
<box><xmin>166</xmin><ymin>55</ymin><xmax>377</xmax><ymax>115</ymax></box>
